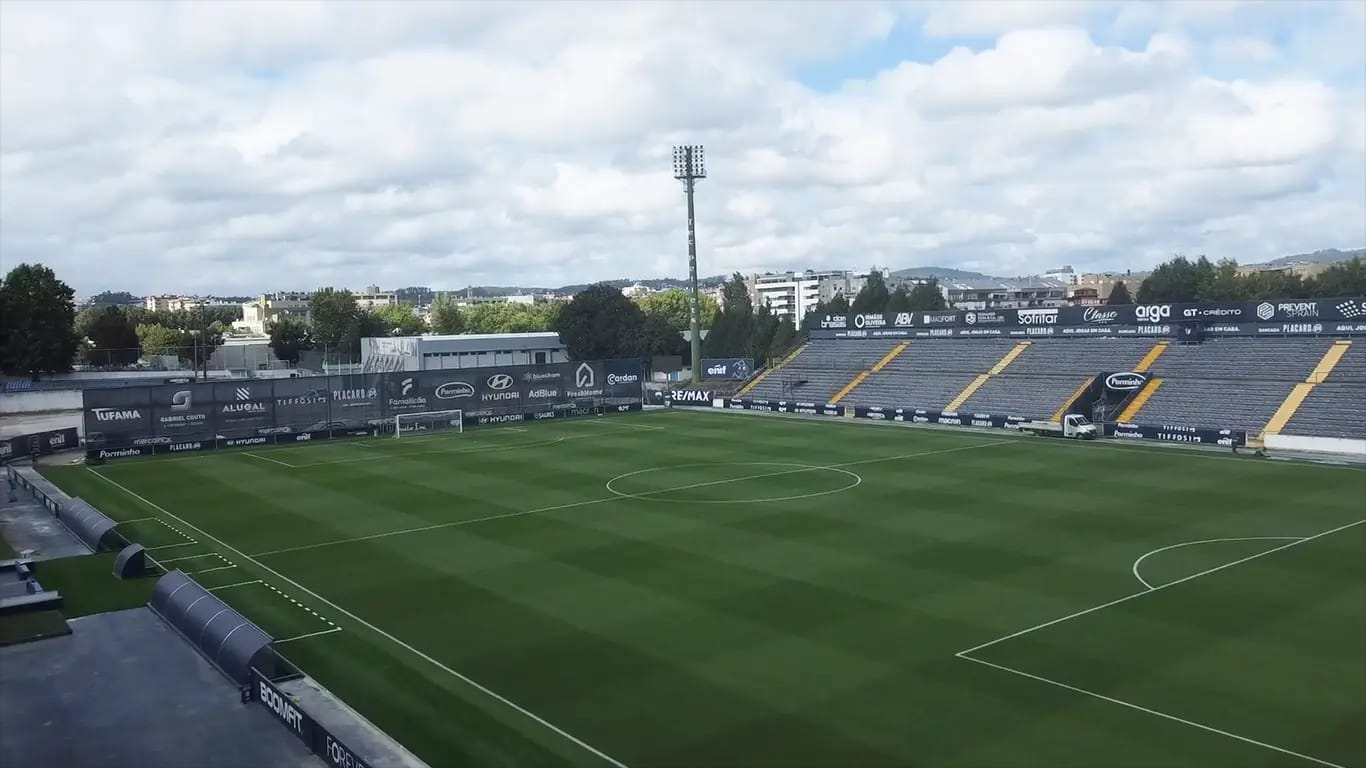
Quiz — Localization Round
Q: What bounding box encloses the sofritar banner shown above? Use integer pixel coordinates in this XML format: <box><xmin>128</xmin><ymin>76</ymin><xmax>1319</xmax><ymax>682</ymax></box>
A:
<box><xmin>700</xmin><ymin>358</ymin><xmax>754</xmax><ymax>380</ymax></box>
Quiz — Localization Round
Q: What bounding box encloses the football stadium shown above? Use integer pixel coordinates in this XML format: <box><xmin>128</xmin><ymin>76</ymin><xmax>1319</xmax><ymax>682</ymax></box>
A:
<box><xmin>3</xmin><ymin>298</ymin><xmax>1364</xmax><ymax>768</ymax></box>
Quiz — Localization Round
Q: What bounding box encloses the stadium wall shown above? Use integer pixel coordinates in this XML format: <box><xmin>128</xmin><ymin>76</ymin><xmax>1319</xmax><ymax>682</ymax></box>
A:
<box><xmin>0</xmin><ymin>390</ymin><xmax>82</xmax><ymax>413</ymax></box>
<box><xmin>1265</xmin><ymin>434</ymin><xmax>1366</xmax><ymax>457</ymax></box>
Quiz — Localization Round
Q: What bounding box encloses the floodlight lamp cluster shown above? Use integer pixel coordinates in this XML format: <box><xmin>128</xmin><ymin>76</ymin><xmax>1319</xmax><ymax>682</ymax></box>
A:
<box><xmin>672</xmin><ymin>145</ymin><xmax>706</xmax><ymax>179</ymax></box>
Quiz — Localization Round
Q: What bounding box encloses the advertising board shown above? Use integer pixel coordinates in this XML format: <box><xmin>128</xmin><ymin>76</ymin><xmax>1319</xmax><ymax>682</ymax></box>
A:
<box><xmin>805</xmin><ymin>297</ymin><xmax>1366</xmax><ymax>332</ymax></box>
<box><xmin>250</xmin><ymin>669</ymin><xmax>372</xmax><ymax>768</ymax></box>
<box><xmin>700</xmin><ymin>358</ymin><xmax>754</xmax><ymax>380</ymax></box>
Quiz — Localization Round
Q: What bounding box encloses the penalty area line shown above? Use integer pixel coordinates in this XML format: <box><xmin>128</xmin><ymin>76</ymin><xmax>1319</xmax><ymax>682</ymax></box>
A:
<box><xmin>955</xmin><ymin>654</ymin><xmax>1348</xmax><ymax>768</ymax></box>
<box><xmin>243</xmin><ymin>451</ymin><xmax>297</xmax><ymax>468</ymax></box>
<box><xmin>275</xmin><ymin>626</ymin><xmax>343</xmax><ymax>644</ymax></box>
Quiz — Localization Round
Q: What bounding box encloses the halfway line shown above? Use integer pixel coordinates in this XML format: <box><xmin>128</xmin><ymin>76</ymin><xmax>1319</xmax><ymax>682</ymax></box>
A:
<box><xmin>252</xmin><ymin>439</ymin><xmax>1013</xmax><ymax>557</ymax></box>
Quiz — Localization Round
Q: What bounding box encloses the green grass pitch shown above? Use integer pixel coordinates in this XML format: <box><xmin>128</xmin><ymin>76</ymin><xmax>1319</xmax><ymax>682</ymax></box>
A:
<box><xmin>40</xmin><ymin>409</ymin><xmax>1366</xmax><ymax>768</ymax></box>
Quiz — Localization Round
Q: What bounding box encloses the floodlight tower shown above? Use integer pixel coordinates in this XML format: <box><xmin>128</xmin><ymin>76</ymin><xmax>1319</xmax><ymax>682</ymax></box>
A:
<box><xmin>673</xmin><ymin>145</ymin><xmax>706</xmax><ymax>384</ymax></box>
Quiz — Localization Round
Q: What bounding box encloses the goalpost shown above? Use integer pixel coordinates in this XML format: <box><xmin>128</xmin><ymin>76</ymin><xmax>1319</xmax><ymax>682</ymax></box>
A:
<box><xmin>394</xmin><ymin>409</ymin><xmax>463</xmax><ymax>438</ymax></box>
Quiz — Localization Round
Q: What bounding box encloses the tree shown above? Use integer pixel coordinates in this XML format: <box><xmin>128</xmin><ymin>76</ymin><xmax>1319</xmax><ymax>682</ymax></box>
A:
<box><xmin>0</xmin><ymin>263</ymin><xmax>79</xmax><ymax>376</ymax></box>
<box><xmin>372</xmin><ymin>303</ymin><xmax>426</xmax><ymax>336</ymax></box>
<box><xmin>136</xmin><ymin>323</ymin><xmax>182</xmax><ymax>357</ymax></box>
<box><xmin>704</xmin><ymin>274</ymin><xmax>755</xmax><ymax>358</ymax></box>
<box><xmin>767</xmin><ymin>316</ymin><xmax>797</xmax><ymax>360</ymax></box>
<box><xmin>907</xmin><ymin>279</ymin><xmax>947</xmax><ymax>311</ymax></box>
<box><xmin>1106</xmin><ymin>281</ymin><xmax>1132</xmax><ymax>305</ymax></box>
<box><xmin>88</xmin><ymin>291</ymin><xmax>139</xmax><ymax>307</ymax></box>
<box><xmin>267</xmin><ymin>316</ymin><xmax>313</xmax><ymax>364</ymax></box>
<box><xmin>1137</xmin><ymin>255</ymin><xmax>1215</xmax><ymax>303</ymax></box>
<box><xmin>635</xmin><ymin>311</ymin><xmax>688</xmax><ymax>359</ymax></box>
<box><xmin>884</xmin><ymin>286</ymin><xmax>913</xmax><ymax>316</ymax></box>
<box><xmin>308</xmin><ymin>288</ymin><xmax>360</xmax><ymax>360</ymax></box>
<box><xmin>178</xmin><ymin>322</ymin><xmax>225</xmax><ymax>373</ymax></box>
<box><xmin>1200</xmin><ymin>259</ymin><xmax>1248</xmax><ymax>301</ymax></box>
<box><xmin>1310</xmin><ymin>257</ymin><xmax>1366</xmax><ymax>297</ymax></box>
<box><xmin>554</xmin><ymin>283</ymin><xmax>647</xmax><ymax>360</ymax></box>
<box><xmin>637</xmin><ymin>289</ymin><xmax>719</xmax><ymax>331</ymax></box>
<box><xmin>428</xmin><ymin>295</ymin><xmax>466</xmax><ymax>334</ymax></box>
<box><xmin>826</xmin><ymin>293</ymin><xmax>851</xmax><ymax>314</ymax></box>
<box><xmin>851</xmin><ymin>271</ymin><xmax>890</xmax><ymax>316</ymax></box>
<box><xmin>79</xmin><ymin>305</ymin><xmax>140</xmax><ymax>367</ymax></box>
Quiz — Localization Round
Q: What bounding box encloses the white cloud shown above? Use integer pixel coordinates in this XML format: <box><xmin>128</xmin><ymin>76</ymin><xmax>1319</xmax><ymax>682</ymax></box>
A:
<box><xmin>0</xmin><ymin>0</ymin><xmax>1362</xmax><ymax>295</ymax></box>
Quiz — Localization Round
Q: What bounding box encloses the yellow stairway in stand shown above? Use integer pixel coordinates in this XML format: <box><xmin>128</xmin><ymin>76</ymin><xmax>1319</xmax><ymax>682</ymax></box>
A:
<box><xmin>1133</xmin><ymin>341</ymin><xmax>1169</xmax><ymax>373</ymax></box>
<box><xmin>1051</xmin><ymin>379</ymin><xmax>1094</xmax><ymax>422</ymax></box>
<box><xmin>1056</xmin><ymin>340</ymin><xmax>1170</xmax><ymax>421</ymax></box>
<box><xmin>737</xmin><ymin>342</ymin><xmax>808</xmax><ymax>396</ymax></box>
<box><xmin>829</xmin><ymin>342</ymin><xmax>909</xmax><ymax>405</ymax></box>
<box><xmin>1260</xmin><ymin>339</ymin><xmax>1353</xmax><ymax>438</ymax></box>
<box><xmin>1117</xmin><ymin>378</ymin><xmax>1163</xmax><ymax>422</ymax></box>
<box><xmin>945</xmin><ymin>341</ymin><xmax>1031</xmax><ymax>411</ymax></box>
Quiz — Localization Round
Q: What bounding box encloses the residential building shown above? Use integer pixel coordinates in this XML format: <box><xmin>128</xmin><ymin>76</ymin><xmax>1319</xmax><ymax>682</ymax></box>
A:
<box><xmin>452</xmin><ymin>293</ymin><xmax>537</xmax><ymax>308</ymax></box>
<box><xmin>360</xmin><ymin>332</ymin><xmax>568</xmax><ymax>372</ymax></box>
<box><xmin>940</xmin><ymin>278</ymin><xmax>1069</xmax><ymax>310</ymax></box>
<box><xmin>1077</xmin><ymin>271</ymin><xmax>1148</xmax><ymax>303</ymax></box>
<box><xmin>355</xmin><ymin>285</ymin><xmax>397</xmax><ymax>310</ymax></box>
<box><xmin>620</xmin><ymin>283</ymin><xmax>657</xmax><ymax>298</ymax></box>
<box><xmin>236</xmin><ymin>292</ymin><xmax>311</xmax><ymax>335</ymax></box>
<box><xmin>747</xmin><ymin>270</ymin><xmax>852</xmax><ymax>321</ymax></box>
<box><xmin>1044</xmin><ymin>266</ymin><xmax>1078</xmax><ymax>286</ymax></box>
<box><xmin>1235</xmin><ymin>262</ymin><xmax>1334</xmax><ymax>280</ymax></box>
<box><xmin>144</xmin><ymin>295</ymin><xmax>237</xmax><ymax>312</ymax></box>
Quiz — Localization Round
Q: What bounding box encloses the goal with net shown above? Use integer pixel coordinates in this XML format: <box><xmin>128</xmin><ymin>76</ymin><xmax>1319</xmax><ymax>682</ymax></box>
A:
<box><xmin>394</xmin><ymin>410</ymin><xmax>463</xmax><ymax>438</ymax></box>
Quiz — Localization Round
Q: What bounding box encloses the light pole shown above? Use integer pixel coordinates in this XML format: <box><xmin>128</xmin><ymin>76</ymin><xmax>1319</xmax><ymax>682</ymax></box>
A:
<box><xmin>673</xmin><ymin>145</ymin><xmax>706</xmax><ymax>385</ymax></box>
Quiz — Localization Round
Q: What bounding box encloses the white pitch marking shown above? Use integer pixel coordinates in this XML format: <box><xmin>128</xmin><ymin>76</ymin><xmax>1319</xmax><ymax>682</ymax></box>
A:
<box><xmin>82</xmin><ymin>466</ymin><xmax>631</xmax><ymax>768</ymax></box>
<box><xmin>146</xmin><ymin>541</ymin><xmax>200</xmax><ymax>551</ymax></box>
<box><xmin>252</xmin><ymin>439</ymin><xmax>1011</xmax><ymax>557</ymax></box>
<box><xmin>208</xmin><ymin>579</ymin><xmax>263</xmax><ymax>592</ymax></box>
<box><xmin>187</xmin><ymin>564</ymin><xmax>237</xmax><ymax>575</ymax></box>
<box><xmin>159</xmin><ymin>552</ymin><xmax>220</xmax><ymax>564</ymax></box>
<box><xmin>275</xmin><ymin>627</ymin><xmax>343</xmax><ymax>644</ymax></box>
<box><xmin>243</xmin><ymin>451</ymin><xmax>297</xmax><ymax>468</ymax></box>
<box><xmin>956</xmin><ymin>655</ymin><xmax>1348</xmax><ymax>768</ymax></box>
<box><xmin>957</xmin><ymin>518</ymin><xmax>1365</xmax><ymax>657</ymax></box>
<box><xmin>1131</xmin><ymin>536</ymin><xmax>1304</xmax><ymax>590</ymax></box>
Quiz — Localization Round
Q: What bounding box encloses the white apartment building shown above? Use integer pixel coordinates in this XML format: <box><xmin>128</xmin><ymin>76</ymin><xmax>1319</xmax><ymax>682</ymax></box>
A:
<box><xmin>236</xmin><ymin>292</ymin><xmax>311</xmax><ymax>335</ymax></box>
<box><xmin>355</xmin><ymin>285</ymin><xmax>397</xmax><ymax>310</ymax></box>
<box><xmin>144</xmin><ymin>295</ymin><xmax>237</xmax><ymax>312</ymax></box>
<box><xmin>748</xmin><ymin>270</ymin><xmax>851</xmax><ymax>320</ymax></box>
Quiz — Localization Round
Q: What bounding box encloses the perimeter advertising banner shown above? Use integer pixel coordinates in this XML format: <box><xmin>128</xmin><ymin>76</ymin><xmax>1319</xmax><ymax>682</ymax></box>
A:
<box><xmin>806</xmin><ymin>297</ymin><xmax>1366</xmax><ymax>333</ymax></box>
<box><xmin>700</xmin><ymin>358</ymin><xmax>754</xmax><ymax>380</ymax></box>
<box><xmin>82</xmin><ymin>359</ymin><xmax>646</xmax><ymax>455</ymax></box>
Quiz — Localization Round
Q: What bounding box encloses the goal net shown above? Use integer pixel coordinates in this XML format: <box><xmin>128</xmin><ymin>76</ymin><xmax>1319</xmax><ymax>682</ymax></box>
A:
<box><xmin>394</xmin><ymin>410</ymin><xmax>463</xmax><ymax>438</ymax></box>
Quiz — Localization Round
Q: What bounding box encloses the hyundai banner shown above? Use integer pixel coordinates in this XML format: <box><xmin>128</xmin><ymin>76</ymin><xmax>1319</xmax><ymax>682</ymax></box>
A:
<box><xmin>700</xmin><ymin>358</ymin><xmax>754</xmax><ymax>381</ymax></box>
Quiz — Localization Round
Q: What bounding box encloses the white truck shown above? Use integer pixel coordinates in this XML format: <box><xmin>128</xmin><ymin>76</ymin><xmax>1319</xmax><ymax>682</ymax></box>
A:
<box><xmin>1015</xmin><ymin>414</ymin><xmax>1098</xmax><ymax>439</ymax></box>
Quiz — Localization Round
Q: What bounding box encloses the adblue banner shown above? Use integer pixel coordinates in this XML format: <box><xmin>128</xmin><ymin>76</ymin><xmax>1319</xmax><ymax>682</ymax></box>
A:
<box><xmin>700</xmin><ymin>358</ymin><xmax>754</xmax><ymax>380</ymax></box>
<box><xmin>806</xmin><ymin>297</ymin><xmax>1366</xmax><ymax>331</ymax></box>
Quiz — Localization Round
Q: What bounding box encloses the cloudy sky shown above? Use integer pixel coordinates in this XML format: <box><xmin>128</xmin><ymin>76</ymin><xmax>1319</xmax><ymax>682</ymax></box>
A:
<box><xmin>1</xmin><ymin>1</ymin><xmax>1363</xmax><ymax>296</ymax></box>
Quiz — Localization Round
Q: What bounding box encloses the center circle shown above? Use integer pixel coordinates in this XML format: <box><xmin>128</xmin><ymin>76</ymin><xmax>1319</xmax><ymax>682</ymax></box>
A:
<box><xmin>604</xmin><ymin>462</ymin><xmax>862</xmax><ymax>504</ymax></box>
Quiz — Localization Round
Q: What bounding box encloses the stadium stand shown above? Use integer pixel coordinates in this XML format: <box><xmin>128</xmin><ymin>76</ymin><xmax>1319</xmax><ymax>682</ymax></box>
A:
<box><xmin>744</xmin><ymin>340</ymin><xmax>896</xmax><ymax>402</ymax></box>
<box><xmin>1282</xmin><ymin>341</ymin><xmax>1366</xmax><ymax>438</ymax></box>
<box><xmin>958</xmin><ymin>338</ymin><xmax>1156</xmax><ymax>417</ymax></box>
<box><xmin>1123</xmin><ymin>338</ymin><xmax>1336</xmax><ymax>433</ymax></box>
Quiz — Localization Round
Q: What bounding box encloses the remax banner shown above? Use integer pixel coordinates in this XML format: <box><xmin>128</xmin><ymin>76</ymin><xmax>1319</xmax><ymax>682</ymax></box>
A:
<box><xmin>806</xmin><ymin>297</ymin><xmax>1366</xmax><ymax>332</ymax></box>
<box><xmin>700</xmin><ymin>358</ymin><xmax>755</xmax><ymax>380</ymax></box>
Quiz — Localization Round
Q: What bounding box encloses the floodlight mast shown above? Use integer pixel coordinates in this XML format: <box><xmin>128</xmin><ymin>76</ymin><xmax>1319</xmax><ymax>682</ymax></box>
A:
<box><xmin>672</xmin><ymin>145</ymin><xmax>706</xmax><ymax>384</ymax></box>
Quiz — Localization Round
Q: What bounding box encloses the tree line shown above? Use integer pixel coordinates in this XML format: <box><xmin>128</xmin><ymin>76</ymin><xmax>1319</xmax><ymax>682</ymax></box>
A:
<box><xmin>1133</xmin><ymin>255</ymin><xmax>1366</xmax><ymax>304</ymax></box>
